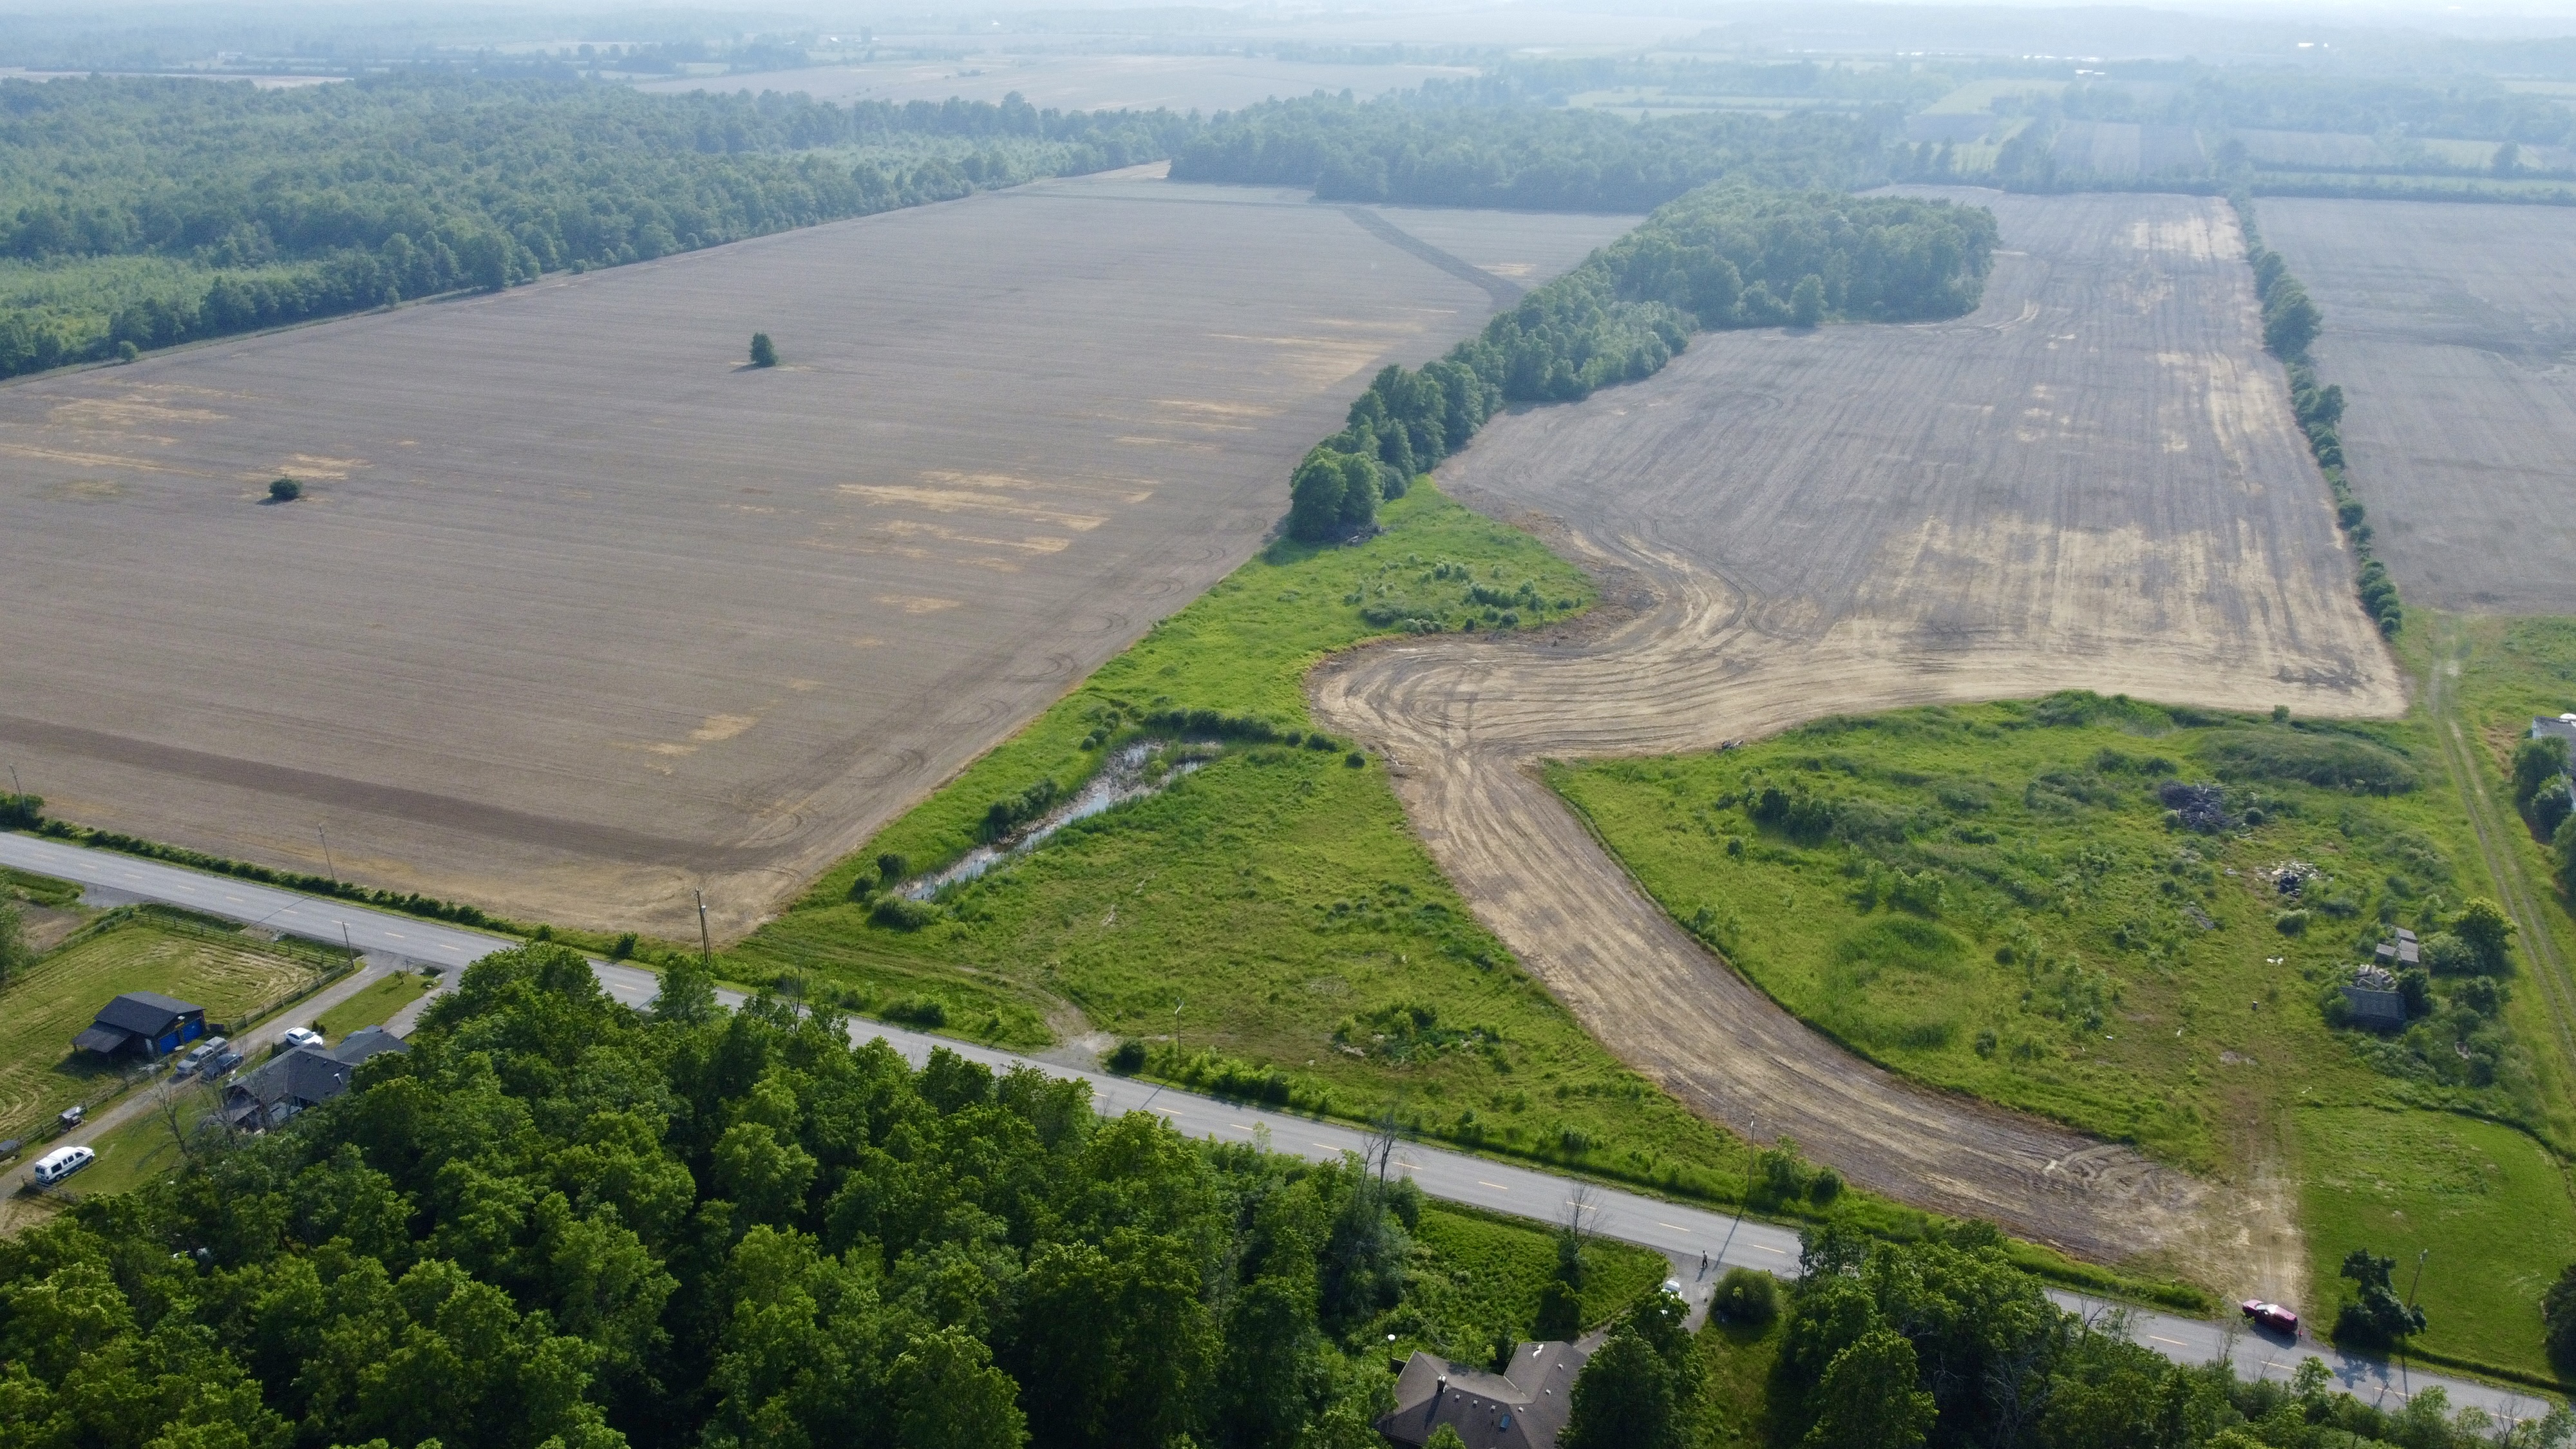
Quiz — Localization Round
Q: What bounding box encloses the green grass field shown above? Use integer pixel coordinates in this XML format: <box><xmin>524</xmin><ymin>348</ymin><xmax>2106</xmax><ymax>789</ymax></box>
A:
<box><xmin>730</xmin><ymin>486</ymin><xmax>1783</xmax><ymax>1197</ymax></box>
<box><xmin>0</xmin><ymin>915</ymin><xmax>323</xmax><ymax>1141</ymax></box>
<box><xmin>2295</xmin><ymin>1106</ymin><xmax>2573</xmax><ymax>1378</ymax></box>
<box><xmin>313</xmin><ymin>971</ymin><xmax>431</xmax><ymax>1041</ymax></box>
<box><xmin>1551</xmin><ymin>696</ymin><xmax>2533</xmax><ymax>1171</ymax></box>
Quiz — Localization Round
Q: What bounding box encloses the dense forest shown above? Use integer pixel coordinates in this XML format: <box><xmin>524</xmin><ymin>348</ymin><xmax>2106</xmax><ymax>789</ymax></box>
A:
<box><xmin>1291</xmin><ymin>184</ymin><xmax>1996</xmax><ymax>540</ymax></box>
<box><xmin>2060</xmin><ymin>71</ymin><xmax>2576</xmax><ymax>147</ymax></box>
<box><xmin>0</xmin><ymin>75</ymin><xmax>1191</xmax><ymax>376</ymax></box>
<box><xmin>2</xmin><ymin>943</ymin><xmax>2560</xmax><ymax>1449</ymax></box>
<box><xmin>1171</xmin><ymin>95</ymin><xmax>1897</xmax><ymax>211</ymax></box>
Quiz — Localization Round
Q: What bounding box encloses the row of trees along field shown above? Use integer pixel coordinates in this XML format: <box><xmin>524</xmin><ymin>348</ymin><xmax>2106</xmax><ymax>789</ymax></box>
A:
<box><xmin>7</xmin><ymin>941</ymin><xmax>2564</xmax><ymax>1449</ymax></box>
<box><xmin>1290</xmin><ymin>184</ymin><xmax>1998</xmax><ymax>540</ymax></box>
<box><xmin>1170</xmin><ymin>92</ymin><xmax>1897</xmax><ymax>211</ymax></box>
<box><xmin>0</xmin><ymin>75</ymin><xmax>1191</xmax><ymax>377</ymax></box>
<box><xmin>2231</xmin><ymin>195</ymin><xmax>2401</xmax><ymax>638</ymax></box>
<box><xmin>2060</xmin><ymin>70</ymin><xmax>2576</xmax><ymax>148</ymax></box>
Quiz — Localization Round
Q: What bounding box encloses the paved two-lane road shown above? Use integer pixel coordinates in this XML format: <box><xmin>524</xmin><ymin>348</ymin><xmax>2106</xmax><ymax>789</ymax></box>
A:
<box><xmin>0</xmin><ymin>832</ymin><xmax>2550</xmax><ymax>1422</ymax></box>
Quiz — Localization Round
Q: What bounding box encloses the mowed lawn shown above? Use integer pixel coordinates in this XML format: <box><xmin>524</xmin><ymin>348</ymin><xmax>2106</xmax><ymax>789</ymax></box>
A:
<box><xmin>313</xmin><ymin>971</ymin><xmax>432</xmax><ymax>1041</ymax></box>
<box><xmin>2295</xmin><ymin>1106</ymin><xmax>2576</xmax><ymax>1379</ymax></box>
<box><xmin>0</xmin><ymin>919</ymin><xmax>321</xmax><ymax>1141</ymax></box>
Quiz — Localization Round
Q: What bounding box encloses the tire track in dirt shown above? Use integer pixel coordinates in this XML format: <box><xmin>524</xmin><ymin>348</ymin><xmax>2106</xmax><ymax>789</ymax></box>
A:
<box><xmin>1311</xmin><ymin>191</ymin><xmax>2407</xmax><ymax>1288</ymax></box>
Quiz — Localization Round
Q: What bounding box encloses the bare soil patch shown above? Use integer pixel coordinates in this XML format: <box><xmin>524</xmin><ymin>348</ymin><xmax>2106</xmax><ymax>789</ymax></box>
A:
<box><xmin>2260</xmin><ymin>198</ymin><xmax>2576</xmax><ymax>613</ymax></box>
<box><xmin>1312</xmin><ymin>189</ymin><xmax>2401</xmax><ymax>1281</ymax></box>
<box><xmin>0</xmin><ymin>171</ymin><xmax>1633</xmax><ymax>939</ymax></box>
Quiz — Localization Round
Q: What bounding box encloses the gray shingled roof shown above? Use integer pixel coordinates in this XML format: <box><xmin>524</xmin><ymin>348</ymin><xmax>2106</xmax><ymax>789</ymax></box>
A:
<box><xmin>330</xmin><ymin>1027</ymin><xmax>409</xmax><ymax>1066</ymax></box>
<box><xmin>229</xmin><ymin>1046</ymin><xmax>352</xmax><ymax>1115</ymax></box>
<box><xmin>1376</xmin><ymin>1334</ymin><xmax>1599</xmax><ymax>1449</ymax></box>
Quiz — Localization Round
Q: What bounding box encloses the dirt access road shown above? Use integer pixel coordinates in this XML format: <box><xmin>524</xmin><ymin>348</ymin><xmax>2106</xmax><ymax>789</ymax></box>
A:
<box><xmin>1314</xmin><ymin>190</ymin><xmax>2405</xmax><ymax>1290</ymax></box>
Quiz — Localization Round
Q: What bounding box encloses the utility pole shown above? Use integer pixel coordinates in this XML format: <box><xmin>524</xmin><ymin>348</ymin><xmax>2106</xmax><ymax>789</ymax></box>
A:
<box><xmin>342</xmin><ymin>923</ymin><xmax>358</xmax><ymax>976</ymax></box>
<box><xmin>318</xmin><ymin>828</ymin><xmax>339</xmax><ymax>889</ymax></box>
<box><xmin>2406</xmin><ymin>1247</ymin><xmax>2429</xmax><ymax>1314</ymax></box>
<box><xmin>696</xmin><ymin>889</ymin><xmax>712</xmax><ymax>966</ymax></box>
<box><xmin>8</xmin><ymin>764</ymin><xmax>21</xmax><ymax>799</ymax></box>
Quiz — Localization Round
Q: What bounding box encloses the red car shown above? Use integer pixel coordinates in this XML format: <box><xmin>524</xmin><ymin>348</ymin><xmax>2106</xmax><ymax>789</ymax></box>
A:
<box><xmin>2241</xmin><ymin>1300</ymin><xmax>2300</xmax><ymax>1336</ymax></box>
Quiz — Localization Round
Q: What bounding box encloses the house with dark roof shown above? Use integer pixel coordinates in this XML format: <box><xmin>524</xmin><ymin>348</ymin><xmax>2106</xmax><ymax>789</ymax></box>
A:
<box><xmin>72</xmin><ymin>992</ymin><xmax>205</xmax><ymax>1058</ymax></box>
<box><xmin>222</xmin><ymin>1027</ymin><xmax>409</xmax><ymax>1132</ymax></box>
<box><xmin>1376</xmin><ymin>1334</ymin><xmax>1601</xmax><ymax>1449</ymax></box>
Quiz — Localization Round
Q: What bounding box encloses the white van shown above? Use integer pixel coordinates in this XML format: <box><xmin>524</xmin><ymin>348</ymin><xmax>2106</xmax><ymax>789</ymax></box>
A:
<box><xmin>32</xmin><ymin>1145</ymin><xmax>94</xmax><ymax>1186</ymax></box>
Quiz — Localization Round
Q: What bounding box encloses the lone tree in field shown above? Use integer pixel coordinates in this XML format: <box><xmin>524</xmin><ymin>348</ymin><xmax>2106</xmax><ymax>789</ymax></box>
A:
<box><xmin>268</xmin><ymin>477</ymin><xmax>301</xmax><ymax>502</ymax></box>
<box><xmin>748</xmin><ymin>332</ymin><xmax>778</xmax><ymax>368</ymax></box>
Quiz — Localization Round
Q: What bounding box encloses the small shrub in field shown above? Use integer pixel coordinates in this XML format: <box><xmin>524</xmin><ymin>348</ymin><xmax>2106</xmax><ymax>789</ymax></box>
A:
<box><xmin>1712</xmin><ymin>1267</ymin><xmax>1780</xmax><ymax>1326</ymax></box>
<box><xmin>1106</xmin><ymin>1040</ymin><xmax>1146</xmax><ymax>1074</ymax></box>
<box><xmin>268</xmin><ymin>477</ymin><xmax>301</xmax><ymax>502</ymax></box>
<box><xmin>884</xmin><ymin>995</ymin><xmax>947</xmax><ymax>1027</ymax></box>
<box><xmin>871</xmin><ymin>896</ymin><xmax>937</xmax><ymax>931</ymax></box>
<box><xmin>611</xmin><ymin>931</ymin><xmax>637</xmax><ymax>959</ymax></box>
<box><xmin>748</xmin><ymin>332</ymin><xmax>777</xmax><ymax>367</ymax></box>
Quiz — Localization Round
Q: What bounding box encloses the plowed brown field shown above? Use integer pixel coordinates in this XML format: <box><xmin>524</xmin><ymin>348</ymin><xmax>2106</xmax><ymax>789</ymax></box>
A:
<box><xmin>1313</xmin><ymin>189</ymin><xmax>2402</xmax><ymax>1286</ymax></box>
<box><xmin>0</xmin><ymin>168</ymin><xmax>1635</xmax><ymax>938</ymax></box>
<box><xmin>2260</xmin><ymin>198</ymin><xmax>2576</xmax><ymax>614</ymax></box>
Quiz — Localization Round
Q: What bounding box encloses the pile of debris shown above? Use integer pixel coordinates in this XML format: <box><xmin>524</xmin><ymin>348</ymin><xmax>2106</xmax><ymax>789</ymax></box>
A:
<box><xmin>2342</xmin><ymin>963</ymin><xmax>2408</xmax><ymax>1031</ymax></box>
<box><xmin>2159</xmin><ymin>780</ymin><xmax>2230</xmax><ymax>833</ymax></box>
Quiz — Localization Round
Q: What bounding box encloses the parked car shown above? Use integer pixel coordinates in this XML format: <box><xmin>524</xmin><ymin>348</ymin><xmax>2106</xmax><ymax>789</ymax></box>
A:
<box><xmin>57</xmin><ymin>1104</ymin><xmax>84</xmax><ymax>1130</ymax></box>
<box><xmin>176</xmin><ymin>1035</ymin><xmax>231</xmax><ymax>1077</ymax></box>
<box><xmin>32</xmin><ymin>1145</ymin><xmax>95</xmax><ymax>1186</ymax></box>
<box><xmin>206</xmin><ymin>1048</ymin><xmax>243</xmax><ymax>1076</ymax></box>
<box><xmin>2241</xmin><ymin>1300</ymin><xmax>2300</xmax><ymax>1336</ymax></box>
<box><xmin>279</xmin><ymin>1028</ymin><xmax>325</xmax><ymax>1052</ymax></box>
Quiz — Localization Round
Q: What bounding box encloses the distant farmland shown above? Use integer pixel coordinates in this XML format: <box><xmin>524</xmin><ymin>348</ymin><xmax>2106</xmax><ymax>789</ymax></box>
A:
<box><xmin>2261</xmin><ymin>198</ymin><xmax>2576</xmax><ymax>612</ymax></box>
<box><xmin>0</xmin><ymin>167</ymin><xmax>1636</xmax><ymax>938</ymax></box>
<box><xmin>639</xmin><ymin>54</ymin><xmax>1477</xmax><ymax>113</ymax></box>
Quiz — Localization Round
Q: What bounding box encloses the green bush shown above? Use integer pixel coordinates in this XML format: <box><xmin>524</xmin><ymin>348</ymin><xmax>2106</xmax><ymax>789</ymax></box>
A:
<box><xmin>267</xmin><ymin>477</ymin><xmax>301</xmax><ymax>502</ymax></box>
<box><xmin>882</xmin><ymin>994</ymin><xmax>948</xmax><ymax>1027</ymax></box>
<box><xmin>1105</xmin><ymin>1039</ymin><xmax>1146</xmax><ymax>1074</ymax></box>
<box><xmin>748</xmin><ymin>332</ymin><xmax>777</xmax><ymax>367</ymax></box>
<box><xmin>869</xmin><ymin>896</ymin><xmax>938</xmax><ymax>931</ymax></box>
<box><xmin>1712</xmin><ymin>1267</ymin><xmax>1781</xmax><ymax>1327</ymax></box>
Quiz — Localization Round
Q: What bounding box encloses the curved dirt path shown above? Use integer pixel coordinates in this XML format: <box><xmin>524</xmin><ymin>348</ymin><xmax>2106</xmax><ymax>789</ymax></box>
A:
<box><xmin>1312</xmin><ymin>191</ymin><xmax>2405</xmax><ymax>1287</ymax></box>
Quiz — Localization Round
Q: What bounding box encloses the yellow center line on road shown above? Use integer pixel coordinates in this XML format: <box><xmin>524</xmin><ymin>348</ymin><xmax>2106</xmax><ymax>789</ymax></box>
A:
<box><xmin>2149</xmin><ymin>1336</ymin><xmax>2188</xmax><ymax>1347</ymax></box>
<box><xmin>1313</xmin><ymin>1142</ymin><xmax>1340</xmax><ymax>1151</ymax></box>
<box><xmin>1227</xmin><ymin>1123</ymin><xmax>1255</xmax><ymax>1132</ymax></box>
<box><xmin>1476</xmin><ymin>1180</ymin><xmax>1508</xmax><ymax>1190</ymax></box>
<box><xmin>1754</xmin><ymin>1244</ymin><xmax>1786</xmax><ymax>1255</ymax></box>
<box><xmin>1656</xmin><ymin>1222</ymin><xmax>1689</xmax><ymax>1231</ymax></box>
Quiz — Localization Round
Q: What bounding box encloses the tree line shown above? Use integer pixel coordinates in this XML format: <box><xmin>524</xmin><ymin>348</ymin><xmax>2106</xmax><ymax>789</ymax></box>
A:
<box><xmin>1171</xmin><ymin>93</ymin><xmax>1897</xmax><ymax>212</ymax></box>
<box><xmin>1637</xmin><ymin>1220</ymin><xmax>2571</xmax><ymax>1449</ymax></box>
<box><xmin>1291</xmin><ymin>184</ymin><xmax>1997</xmax><ymax>540</ymax></box>
<box><xmin>0</xmin><ymin>75</ymin><xmax>1193</xmax><ymax>376</ymax></box>
<box><xmin>2231</xmin><ymin>194</ymin><xmax>2400</xmax><ymax>638</ymax></box>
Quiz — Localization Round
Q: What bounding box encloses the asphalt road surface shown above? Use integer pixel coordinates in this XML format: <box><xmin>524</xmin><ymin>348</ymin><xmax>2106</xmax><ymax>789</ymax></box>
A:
<box><xmin>0</xmin><ymin>832</ymin><xmax>2546</xmax><ymax>1422</ymax></box>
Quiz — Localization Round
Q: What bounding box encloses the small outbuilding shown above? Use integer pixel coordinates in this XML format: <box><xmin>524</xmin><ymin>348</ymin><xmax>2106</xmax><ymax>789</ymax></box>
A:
<box><xmin>2372</xmin><ymin>927</ymin><xmax>2420</xmax><ymax>970</ymax></box>
<box><xmin>2343</xmin><ymin>964</ymin><xmax>2408</xmax><ymax>1031</ymax></box>
<box><xmin>73</xmin><ymin>992</ymin><xmax>205</xmax><ymax>1059</ymax></box>
<box><xmin>1376</xmin><ymin>1335</ymin><xmax>1600</xmax><ymax>1449</ymax></box>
